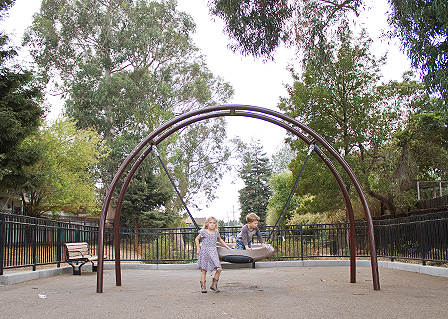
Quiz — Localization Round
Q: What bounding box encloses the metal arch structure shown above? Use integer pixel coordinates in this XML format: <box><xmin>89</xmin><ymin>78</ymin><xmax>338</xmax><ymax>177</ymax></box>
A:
<box><xmin>96</xmin><ymin>105</ymin><xmax>380</xmax><ymax>293</ymax></box>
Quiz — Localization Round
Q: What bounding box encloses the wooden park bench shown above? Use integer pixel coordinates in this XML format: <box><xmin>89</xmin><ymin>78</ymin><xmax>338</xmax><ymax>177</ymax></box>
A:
<box><xmin>64</xmin><ymin>242</ymin><xmax>104</xmax><ymax>275</ymax></box>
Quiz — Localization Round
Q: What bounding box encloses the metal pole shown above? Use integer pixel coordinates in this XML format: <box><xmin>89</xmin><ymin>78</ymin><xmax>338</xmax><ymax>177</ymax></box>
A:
<box><xmin>417</xmin><ymin>181</ymin><xmax>420</xmax><ymax>200</ymax></box>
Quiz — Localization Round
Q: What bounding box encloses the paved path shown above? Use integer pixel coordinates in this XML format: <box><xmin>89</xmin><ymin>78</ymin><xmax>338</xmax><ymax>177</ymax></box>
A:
<box><xmin>1</xmin><ymin>265</ymin><xmax>447</xmax><ymax>318</ymax></box>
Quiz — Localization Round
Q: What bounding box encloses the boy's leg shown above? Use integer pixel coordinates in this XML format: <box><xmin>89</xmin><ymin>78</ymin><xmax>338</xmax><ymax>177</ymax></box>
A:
<box><xmin>236</xmin><ymin>238</ymin><xmax>245</xmax><ymax>250</ymax></box>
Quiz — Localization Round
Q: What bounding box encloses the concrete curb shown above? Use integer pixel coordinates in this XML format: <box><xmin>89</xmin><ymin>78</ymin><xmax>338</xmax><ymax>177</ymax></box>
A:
<box><xmin>255</xmin><ymin>259</ymin><xmax>448</xmax><ymax>277</ymax></box>
<box><xmin>2</xmin><ymin>260</ymin><xmax>447</xmax><ymax>285</ymax></box>
<box><xmin>0</xmin><ymin>266</ymin><xmax>73</xmax><ymax>285</ymax></box>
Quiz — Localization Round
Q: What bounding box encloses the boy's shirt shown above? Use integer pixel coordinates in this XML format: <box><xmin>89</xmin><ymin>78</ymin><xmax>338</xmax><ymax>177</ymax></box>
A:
<box><xmin>237</xmin><ymin>224</ymin><xmax>264</xmax><ymax>247</ymax></box>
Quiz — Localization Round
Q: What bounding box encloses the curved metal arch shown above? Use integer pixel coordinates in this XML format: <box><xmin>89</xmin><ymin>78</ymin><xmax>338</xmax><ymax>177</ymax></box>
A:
<box><xmin>96</xmin><ymin>105</ymin><xmax>380</xmax><ymax>292</ymax></box>
<box><xmin>113</xmin><ymin>111</ymin><xmax>358</xmax><ymax>288</ymax></box>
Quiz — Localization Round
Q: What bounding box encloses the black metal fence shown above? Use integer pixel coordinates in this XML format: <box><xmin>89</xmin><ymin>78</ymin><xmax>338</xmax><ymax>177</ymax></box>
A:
<box><xmin>1</xmin><ymin>211</ymin><xmax>447</xmax><ymax>275</ymax></box>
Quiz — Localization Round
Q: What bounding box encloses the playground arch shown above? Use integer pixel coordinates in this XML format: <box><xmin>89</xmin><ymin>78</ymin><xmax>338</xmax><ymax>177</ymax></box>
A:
<box><xmin>96</xmin><ymin>105</ymin><xmax>380</xmax><ymax>293</ymax></box>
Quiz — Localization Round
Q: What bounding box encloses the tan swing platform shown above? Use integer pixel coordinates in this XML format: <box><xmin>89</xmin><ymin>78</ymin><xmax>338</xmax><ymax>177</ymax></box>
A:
<box><xmin>217</xmin><ymin>243</ymin><xmax>275</xmax><ymax>263</ymax></box>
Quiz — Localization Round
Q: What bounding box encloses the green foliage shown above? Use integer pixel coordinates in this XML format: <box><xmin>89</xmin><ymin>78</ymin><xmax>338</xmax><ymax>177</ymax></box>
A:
<box><xmin>270</xmin><ymin>143</ymin><xmax>295</xmax><ymax>174</ymax></box>
<box><xmin>0</xmin><ymin>0</ymin><xmax>14</xmax><ymax>21</ymax></box>
<box><xmin>288</xmin><ymin>209</ymin><xmax>346</xmax><ymax>225</ymax></box>
<box><xmin>279</xmin><ymin>24</ymin><xmax>448</xmax><ymax>217</ymax></box>
<box><xmin>120</xmin><ymin>160</ymin><xmax>175</xmax><ymax>228</ymax></box>
<box><xmin>209</xmin><ymin>0</ymin><xmax>447</xmax><ymax>104</ymax></box>
<box><xmin>407</xmin><ymin>112</ymin><xmax>448</xmax><ymax>180</ymax></box>
<box><xmin>279</xmin><ymin>25</ymin><xmax>390</xmax><ymax>216</ymax></box>
<box><xmin>25</xmin><ymin>0</ymin><xmax>233</xmax><ymax>139</ymax></box>
<box><xmin>208</xmin><ymin>0</ymin><xmax>362</xmax><ymax>60</ymax></box>
<box><xmin>266</xmin><ymin>171</ymin><xmax>301</xmax><ymax>225</ymax></box>
<box><xmin>267</xmin><ymin>144</ymin><xmax>330</xmax><ymax>225</ymax></box>
<box><xmin>281</xmin><ymin>23</ymin><xmax>387</xmax><ymax>156</ymax></box>
<box><xmin>387</xmin><ymin>0</ymin><xmax>448</xmax><ymax>105</ymax></box>
<box><xmin>0</xmin><ymin>63</ymin><xmax>43</xmax><ymax>155</ymax></box>
<box><xmin>0</xmin><ymin>1</ymin><xmax>45</xmax><ymax>191</ymax></box>
<box><xmin>362</xmin><ymin>76</ymin><xmax>447</xmax><ymax>214</ymax></box>
<box><xmin>237</xmin><ymin>139</ymin><xmax>272</xmax><ymax>225</ymax></box>
<box><xmin>165</xmin><ymin>119</ymin><xmax>231</xmax><ymax>213</ymax></box>
<box><xmin>9</xmin><ymin>119</ymin><xmax>108</xmax><ymax>217</ymax></box>
<box><xmin>208</xmin><ymin>0</ymin><xmax>292</xmax><ymax>59</ymax></box>
<box><xmin>24</xmin><ymin>0</ymin><xmax>235</xmax><ymax>223</ymax></box>
<box><xmin>142</xmin><ymin>236</ymin><xmax>177</xmax><ymax>262</ymax></box>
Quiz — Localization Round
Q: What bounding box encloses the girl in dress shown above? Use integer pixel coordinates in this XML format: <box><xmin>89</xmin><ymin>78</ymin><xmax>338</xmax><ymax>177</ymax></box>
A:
<box><xmin>195</xmin><ymin>216</ymin><xmax>231</xmax><ymax>293</ymax></box>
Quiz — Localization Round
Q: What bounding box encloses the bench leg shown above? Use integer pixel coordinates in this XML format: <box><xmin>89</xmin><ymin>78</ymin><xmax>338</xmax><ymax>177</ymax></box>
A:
<box><xmin>91</xmin><ymin>262</ymin><xmax>97</xmax><ymax>272</ymax></box>
<box><xmin>69</xmin><ymin>262</ymin><xmax>86</xmax><ymax>275</ymax></box>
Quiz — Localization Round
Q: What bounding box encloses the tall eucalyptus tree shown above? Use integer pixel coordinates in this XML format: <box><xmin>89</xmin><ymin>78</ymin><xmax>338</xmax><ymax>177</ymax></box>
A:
<box><xmin>24</xmin><ymin>0</ymin><xmax>234</xmax><ymax>220</ymax></box>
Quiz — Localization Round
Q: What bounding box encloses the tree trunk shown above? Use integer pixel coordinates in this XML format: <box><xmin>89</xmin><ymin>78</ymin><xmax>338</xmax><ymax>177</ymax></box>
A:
<box><xmin>365</xmin><ymin>189</ymin><xmax>396</xmax><ymax>216</ymax></box>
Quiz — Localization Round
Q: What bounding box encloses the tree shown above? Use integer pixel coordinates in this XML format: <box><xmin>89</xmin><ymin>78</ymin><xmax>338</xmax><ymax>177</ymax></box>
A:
<box><xmin>3</xmin><ymin>119</ymin><xmax>108</xmax><ymax>217</ymax></box>
<box><xmin>270</xmin><ymin>143</ymin><xmax>295</xmax><ymax>174</ymax></box>
<box><xmin>364</xmin><ymin>80</ymin><xmax>448</xmax><ymax>215</ymax></box>
<box><xmin>237</xmin><ymin>139</ymin><xmax>272</xmax><ymax>225</ymax></box>
<box><xmin>266</xmin><ymin>171</ymin><xmax>297</xmax><ymax>225</ymax></box>
<box><xmin>266</xmin><ymin>144</ymin><xmax>300</xmax><ymax>225</ymax></box>
<box><xmin>24</xmin><ymin>0</ymin><xmax>233</xmax><ymax>140</ymax></box>
<box><xmin>120</xmin><ymin>159</ymin><xmax>175</xmax><ymax>228</ymax></box>
<box><xmin>280</xmin><ymin>23</ymin><xmax>387</xmax><ymax>155</ymax></box>
<box><xmin>165</xmin><ymin>120</ymin><xmax>231</xmax><ymax>214</ymax></box>
<box><xmin>24</xmin><ymin>0</ymin><xmax>234</xmax><ymax>221</ymax></box>
<box><xmin>209</xmin><ymin>0</ymin><xmax>447</xmax><ymax>104</ymax></box>
<box><xmin>0</xmin><ymin>0</ymin><xmax>14</xmax><ymax>20</ymax></box>
<box><xmin>279</xmin><ymin>25</ymin><xmax>403</xmax><ymax>217</ymax></box>
<box><xmin>0</xmin><ymin>0</ymin><xmax>44</xmax><ymax>186</ymax></box>
<box><xmin>208</xmin><ymin>0</ymin><xmax>362</xmax><ymax>60</ymax></box>
<box><xmin>280</xmin><ymin>24</ymin><xmax>447</xmax><ymax>217</ymax></box>
<box><xmin>387</xmin><ymin>0</ymin><xmax>448</xmax><ymax>105</ymax></box>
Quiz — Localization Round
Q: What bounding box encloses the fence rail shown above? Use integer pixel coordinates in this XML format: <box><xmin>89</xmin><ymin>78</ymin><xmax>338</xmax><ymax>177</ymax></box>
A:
<box><xmin>1</xmin><ymin>211</ymin><xmax>447</xmax><ymax>275</ymax></box>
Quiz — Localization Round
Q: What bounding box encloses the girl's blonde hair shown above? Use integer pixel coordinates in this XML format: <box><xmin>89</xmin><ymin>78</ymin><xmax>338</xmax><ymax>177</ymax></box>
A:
<box><xmin>202</xmin><ymin>216</ymin><xmax>218</xmax><ymax>230</ymax></box>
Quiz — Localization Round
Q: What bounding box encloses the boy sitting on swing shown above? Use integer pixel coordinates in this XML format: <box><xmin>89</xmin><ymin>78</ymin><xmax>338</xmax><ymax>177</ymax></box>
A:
<box><xmin>236</xmin><ymin>213</ymin><xmax>268</xmax><ymax>251</ymax></box>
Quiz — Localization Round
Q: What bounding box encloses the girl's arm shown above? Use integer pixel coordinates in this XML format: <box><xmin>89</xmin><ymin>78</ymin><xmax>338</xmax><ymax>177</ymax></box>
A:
<box><xmin>218</xmin><ymin>236</ymin><xmax>231</xmax><ymax>249</ymax></box>
<box><xmin>195</xmin><ymin>235</ymin><xmax>201</xmax><ymax>255</ymax></box>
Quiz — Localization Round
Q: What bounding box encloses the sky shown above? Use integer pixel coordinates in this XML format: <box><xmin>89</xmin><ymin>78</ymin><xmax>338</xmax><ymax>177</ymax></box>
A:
<box><xmin>3</xmin><ymin>0</ymin><xmax>412</xmax><ymax>223</ymax></box>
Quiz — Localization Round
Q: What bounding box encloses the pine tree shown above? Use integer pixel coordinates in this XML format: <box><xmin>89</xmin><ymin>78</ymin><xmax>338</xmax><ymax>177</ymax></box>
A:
<box><xmin>0</xmin><ymin>0</ymin><xmax>45</xmax><ymax>197</ymax></box>
<box><xmin>238</xmin><ymin>140</ymin><xmax>272</xmax><ymax>226</ymax></box>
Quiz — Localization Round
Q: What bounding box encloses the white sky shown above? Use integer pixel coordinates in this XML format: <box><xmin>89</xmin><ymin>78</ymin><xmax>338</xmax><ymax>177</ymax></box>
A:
<box><xmin>3</xmin><ymin>0</ymin><xmax>412</xmax><ymax>222</ymax></box>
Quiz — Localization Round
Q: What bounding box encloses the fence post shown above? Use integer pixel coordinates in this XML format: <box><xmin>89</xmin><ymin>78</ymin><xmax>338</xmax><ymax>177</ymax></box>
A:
<box><xmin>420</xmin><ymin>221</ymin><xmax>427</xmax><ymax>266</ymax></box>
<box><xmin>389</xmin><ymin>224</ymin><xmax>394</xmax><ymax>262</ymax></box>
<box><xmin>75</xmin><ymin>225</ymin><xmax>81</xmax><ymax>242</ymax></box>
<box><xmin>300</xmin><ymin>225</ymin><xmax>304</xmax><ymax>261</ymax></box>
<box><xmin>57</xmin><ymin>222</ymin><xmax>62</xmax><ymax>268</ymax></box>
<box><xmin>32</xmin><ymin>220</ymin><xmax>37</xmax><ymax>271</ymax></box>
<box><xmin>0</xmin><ymin>213</ymin><xmax>5</xmax><ymax>275</ymax></box>
<box><xmin>156</xmin><ymin>228</ymin><xmax>159</xmax><ymax>265</ymax></box>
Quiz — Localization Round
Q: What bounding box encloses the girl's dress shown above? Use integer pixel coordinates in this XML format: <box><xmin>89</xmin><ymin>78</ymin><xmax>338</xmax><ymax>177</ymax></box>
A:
<box><xmin>197</xmin><ymin>229</ymin><xmax>221</xmax><ymax>273</ymax></box>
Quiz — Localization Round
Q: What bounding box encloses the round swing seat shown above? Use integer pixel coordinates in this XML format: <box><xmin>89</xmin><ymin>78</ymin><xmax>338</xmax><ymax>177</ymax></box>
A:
<box><xmin>217</xmin><ymin>243</ymin><xmax>275</xmax><ymax>263</ymax></box>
